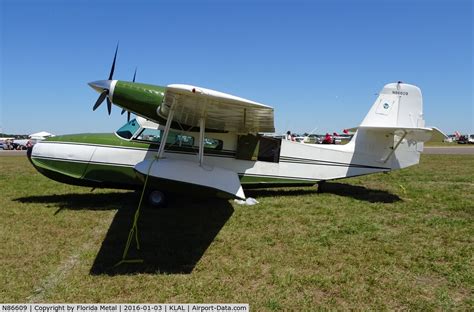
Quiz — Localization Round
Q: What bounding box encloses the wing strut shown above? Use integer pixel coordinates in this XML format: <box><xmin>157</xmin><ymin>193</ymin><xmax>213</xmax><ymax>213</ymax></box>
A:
<box><xmin>158</xmin><ymin>101</ymin><xmax>176</xmax><ymax>159</ymax></box>
<box><xmin>381</xmin><ymin>130</ymin><xmax>407</xmax><ymax>163</ymax></box>
<box><xmin>198</xmin><ymin>117</ymin><xmax>205</xmax><ymax>166</ymax></box>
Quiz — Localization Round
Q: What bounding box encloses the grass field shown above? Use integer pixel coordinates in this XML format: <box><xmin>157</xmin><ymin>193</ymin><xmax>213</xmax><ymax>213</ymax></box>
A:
<box><xmin>0</xmin><ymin>155</ymin><xmax>473</xmax><ymax>310</ymax></box>
<box><xmin>424</xmin><ymin>141</ymin><xmax>472</xmax><ymax>147</ymax></box>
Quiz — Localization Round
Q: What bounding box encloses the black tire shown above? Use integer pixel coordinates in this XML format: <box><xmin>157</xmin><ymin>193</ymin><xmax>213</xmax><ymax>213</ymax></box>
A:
<box><xmin>317</xmin><ymin>181</ymin><xmax>326</xmax><ymax>193</ymax></box>
<box><xmin>147</xmin><ymin>190</ymin><xmax>167</xmax><ymax>208</ymax></box>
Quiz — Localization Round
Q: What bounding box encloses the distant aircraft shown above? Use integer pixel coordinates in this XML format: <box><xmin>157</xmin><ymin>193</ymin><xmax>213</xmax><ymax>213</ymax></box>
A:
<box><xmin>28</xmin><ymin>47</ymin><xmax>435</xmax><ymax>206</ymax></box>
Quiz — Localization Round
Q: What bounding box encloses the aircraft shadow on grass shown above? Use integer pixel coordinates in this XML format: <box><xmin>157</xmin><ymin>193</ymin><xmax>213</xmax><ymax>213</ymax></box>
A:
<box><xmin>244</xmin><ymin>182</ymin><xmax>401</xmax><ymax>203</ymax></box>
<box><xmin>90</xmin><ymin>197</ymin><xmax>234</xmax><ymax>275</ymax></box>
<box><xmin>15</xmin><ymin>192</ymin><xmax>234</xmax><ymax>275</ymax></box>
<box><xmin>13</xmin><ymin>182</ymin><xmax>398</xmax><ymax>275</ymax></box>
<box><xmin>14</xmin><ymin>192</ymin><xmax>133</xmax><ymax>213</ymax></box>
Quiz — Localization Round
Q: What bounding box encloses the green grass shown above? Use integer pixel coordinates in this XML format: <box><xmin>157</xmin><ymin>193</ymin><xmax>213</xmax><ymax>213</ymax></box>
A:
<box><xmin>0</xmin><ymin>155</ymin><xmax>473</xmax><ymax>310</ymax></box>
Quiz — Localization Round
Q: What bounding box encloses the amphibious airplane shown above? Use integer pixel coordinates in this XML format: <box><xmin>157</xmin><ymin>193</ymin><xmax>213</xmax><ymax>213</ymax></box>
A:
<box><xmin>29</xmin><ymin>47</ymin><xmax>435</xmax><ymax>206</ymax></box>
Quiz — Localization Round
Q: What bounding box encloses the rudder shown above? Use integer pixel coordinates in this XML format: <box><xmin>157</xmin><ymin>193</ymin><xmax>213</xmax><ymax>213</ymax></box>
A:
<box><xmin>352</xmin><ymin>82</ymin><xmax>433</xmax><ymax>170</ymax></box>
<box><xmin>360</xmin><ymin>82</ymin><xmax>425</xmax><ymax>129</ymax></box>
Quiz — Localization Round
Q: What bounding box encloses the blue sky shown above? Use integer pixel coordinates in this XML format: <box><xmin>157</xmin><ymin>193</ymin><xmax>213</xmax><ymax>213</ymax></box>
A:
<box><xmin>1</xmin><ymin>0</ymin><xmax>472</xmax><ymax>135</ymax></box>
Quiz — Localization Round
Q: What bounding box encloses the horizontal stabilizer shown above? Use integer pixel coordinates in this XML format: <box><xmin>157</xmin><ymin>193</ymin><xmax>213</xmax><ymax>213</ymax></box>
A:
<box><xmin>358</xmin><ymin>126</ymin><xmax>433</xmax><ymax>142</ymax></box>
<box><xmin>429</xmin><ymin>126</ymin><xmax>448</xmax><ymax>141</ymax></box>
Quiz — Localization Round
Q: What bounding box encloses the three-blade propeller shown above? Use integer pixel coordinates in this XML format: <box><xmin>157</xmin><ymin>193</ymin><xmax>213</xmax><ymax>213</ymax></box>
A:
<box><xmin>92</xmin><ymin>44</ymin><xmax>118</xmax><ymax>115</ymax></box>
<box><xmin>90</xmin><ymin>44</ymin><xmax>135</xmax><ymax>122</ymax></box>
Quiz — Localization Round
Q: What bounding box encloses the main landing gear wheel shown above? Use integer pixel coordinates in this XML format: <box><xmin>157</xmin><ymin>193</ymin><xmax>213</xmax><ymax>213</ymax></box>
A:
<box><xmin>317</xmin><ymin>181</ymin><xmax>326</xmax><ymax>194</ymax></box>
<box><xmin>147</xmin><ymin>190</ymin><xmax>167</xmax><ymax>208</ymax></box>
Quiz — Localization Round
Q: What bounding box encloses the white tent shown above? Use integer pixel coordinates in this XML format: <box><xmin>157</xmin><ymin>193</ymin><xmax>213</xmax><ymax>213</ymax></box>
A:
<box><xmin>29</xmin><ymin>131</ymin><xmax>54</xmax><ymax>140</ymax></box>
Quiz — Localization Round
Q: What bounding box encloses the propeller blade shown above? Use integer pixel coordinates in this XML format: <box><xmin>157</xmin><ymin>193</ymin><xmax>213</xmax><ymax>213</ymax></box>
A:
<box><xmin>108</xmin><ymin>43</ymin><xmax>119</xmax><ymax>80</ymax></box>
<box><xmin>121</xmin><ymin>68</ymin><xmax>136</xmax><ymax>122</ymax></box>
<box><xmin>93</xmin><ymin>91</ymin><xmax>108</xmax><ymax>111</ymax></box>
<box><xmin>132</xmin><ymin>67</ymin><xmax>137</xmax><ymax>82</ymax></box>
<box><xmin>106</xmin><ymin>97</ymin><xmax>112</xmax><ymax>115</ymax></box>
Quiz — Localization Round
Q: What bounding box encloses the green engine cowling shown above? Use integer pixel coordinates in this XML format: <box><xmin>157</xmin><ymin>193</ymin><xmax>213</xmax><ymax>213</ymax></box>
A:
<box><xmin>112</xmin><ymin>81</ymin><xmax>166</xmax><ymax>121</ymax></box>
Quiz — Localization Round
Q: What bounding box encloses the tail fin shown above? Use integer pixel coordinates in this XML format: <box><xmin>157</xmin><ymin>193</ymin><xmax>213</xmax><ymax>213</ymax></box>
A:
<box><xmin>352</xmin><ymin>82</ymin><xmax>433</xmax><ymax>169</ymax></box>
<box><xmin>361</xmin><ymin>82</ymin><xmax>425</xmax><ymax>129</ymax></box>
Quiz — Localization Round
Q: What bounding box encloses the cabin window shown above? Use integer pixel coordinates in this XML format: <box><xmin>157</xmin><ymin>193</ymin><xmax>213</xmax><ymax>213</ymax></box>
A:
<box><xmin>136</xmin><ymin>128</ymin><xmax>161</xmax><ymax>142</ymax></box>
<box><xmin>172</xmin><ymin>134</ymin><xmax>194</xmax><ymax>147</ymax></box>
<box><xmin>134</xmin><ymin>128</ymin><xmax>195</xmax><ymax>147</ymax></box>
<box><xmin>204</xmin><ymin>138</ymin><xmax>223</xmax><ymax>150</ymax></box>
<box><xmin>116</xmin><ymin>119</ymin><xmax>140</xmax><ymax>139</ymax></box>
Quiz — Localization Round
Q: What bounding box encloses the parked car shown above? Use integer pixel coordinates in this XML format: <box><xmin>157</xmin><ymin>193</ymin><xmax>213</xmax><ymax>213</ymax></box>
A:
<box><xmin>1</xmin><ymin>140</ymin><xmax>13</xmax><ymax>150</ymax></box>
<box><xmin>467</xmin><ymin>134</ymin><xmax>474</xmax><ymax>144</ymax></box>
<box><xmin>12</xmin><ymin>139</ymin><xmax>29</xmax><ymax>150</ymax></box>
<box><xmin>457</xmin><ymin>135</ymin><xmax>468</xmax><ymax>144</ymax></box>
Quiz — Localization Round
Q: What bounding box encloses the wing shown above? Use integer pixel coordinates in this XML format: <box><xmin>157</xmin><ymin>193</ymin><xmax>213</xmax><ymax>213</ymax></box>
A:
<box><xmin>158</xmin><ymin>84</ymin><xmax>274</xmax><ymax>133</ymax></box>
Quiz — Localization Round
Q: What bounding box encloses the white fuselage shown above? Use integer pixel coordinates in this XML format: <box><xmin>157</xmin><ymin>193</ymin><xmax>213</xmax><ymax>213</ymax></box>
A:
<box><xmin>32</xmin><ymin>133</ymin><xmax>393</xmax><ymax>185</ymax></box>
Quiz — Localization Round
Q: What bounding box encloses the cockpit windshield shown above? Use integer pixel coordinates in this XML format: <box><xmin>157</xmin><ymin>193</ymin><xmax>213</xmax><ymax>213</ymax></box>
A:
<box><xmin>116</xmin><ymin>119</ymin><xmax>140</xmax><ymax>139</ymax></box>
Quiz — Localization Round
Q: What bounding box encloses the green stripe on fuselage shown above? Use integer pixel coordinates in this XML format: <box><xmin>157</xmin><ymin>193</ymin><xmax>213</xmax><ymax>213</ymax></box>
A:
<box><xmin>31</xmin><ymin>157</ymin><xmax>88</xmax><ymax>179</ymax></box>
<box><xmin>33</xmin><ymin>133</ymin><xmax>152</xmax><ymax>188</ymax></box>
<box><xmin>83</xmin><ymin>162</ymin><xmax>139</xmax><ymax>187</ymax></box>
<box><xmin>31</xmin><ymin>158</ymin><xmax>141</xmax><ymax>189</ymax></box>
<box><xmin>240</xmin><ymin>175</ymin><xmax>317</xmax><ymax>185</ymax></box>
<box><xmin>45</xmin><ymin>133</ymin><xmax>156</xmax><ymax>149</ymax></box>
